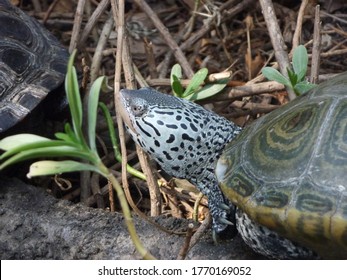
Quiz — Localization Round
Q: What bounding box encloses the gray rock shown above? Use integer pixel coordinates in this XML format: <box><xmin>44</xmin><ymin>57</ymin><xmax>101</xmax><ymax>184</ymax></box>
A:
<box><xmin>0</xmin><ymin>176</ymin><xmax>262</xmax><ymax>259</ymax></box>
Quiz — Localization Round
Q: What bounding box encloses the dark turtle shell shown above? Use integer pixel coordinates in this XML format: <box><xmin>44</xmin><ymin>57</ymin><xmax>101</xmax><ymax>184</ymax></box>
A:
<box><xmin>216</xmin><ymin>72</ymin><xmax>347</xmax><ymax>259</ymax></box>
<box><xmin>0</xmin><ymin>0</ymin><xmax>68</xmax><ymax>132</ymax></box>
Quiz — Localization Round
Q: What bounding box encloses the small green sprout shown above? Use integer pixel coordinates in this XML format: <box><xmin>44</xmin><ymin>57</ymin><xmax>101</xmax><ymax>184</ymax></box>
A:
<box><xmin>170</xmin><ymin>64</ymin><xmax>230</xmax><ymax>101</ymax></box>
<box><xmin>262</xmin><ymin>45</ymin><xmax>316</xmax><ymax>96</ymax></box>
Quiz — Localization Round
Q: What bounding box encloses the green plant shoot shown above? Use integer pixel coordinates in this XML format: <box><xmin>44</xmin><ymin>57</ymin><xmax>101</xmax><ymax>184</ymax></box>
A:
<box><xmin>0</xmin><ymin>50</ymin><xmax>155</xmax><ymax>260</ymax></box>
<box><xmin>262</xmin><ymin>45</ymin><xmax>316</xmax><ymax>96</ymax></box>
<box><xmin>170</xmin><ymin>64</ymin><xmax>230</xmax><ymax>101</ymax></box>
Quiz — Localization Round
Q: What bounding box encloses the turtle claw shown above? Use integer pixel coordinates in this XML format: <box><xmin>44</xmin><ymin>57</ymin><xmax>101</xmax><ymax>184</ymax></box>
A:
<box><xmin>219</xmin><ymin>202</ymin><xmax>231</xmax><ymax>211</ymax></box>
<box><xmin>218</xmin><ymin>217</ymin><xmax>234</xmax><ymax>226</ymax></box>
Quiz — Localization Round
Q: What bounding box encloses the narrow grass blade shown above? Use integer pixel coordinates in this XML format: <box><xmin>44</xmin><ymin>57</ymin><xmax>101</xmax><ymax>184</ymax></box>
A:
<box><xmin>0</xmin><ymin>139</ymin><xmax>75</xmax><ymax>160</ymax></box>
<box><xmin>0</xmin><ymin>134</ymin><xmax>50</xmax><ymax>151</ymax></box>
<box><xmin>27</xmin><ymin>160</ymin><xmax>103</xmax><ymax>178</ymax></box>
<box><xmin>88</xmin><ymin>76</ymin><xmax>106</xmax><ymax>152</ymax></box>
<box><xmin>0</xmin><ymin>146</ymin><xmax>96</xmax><ymax>170</ymax></box>
<box><xmin>65</xmin><ymin>49</ymin><xmax>83</xmax><ymax>142</ymax></box>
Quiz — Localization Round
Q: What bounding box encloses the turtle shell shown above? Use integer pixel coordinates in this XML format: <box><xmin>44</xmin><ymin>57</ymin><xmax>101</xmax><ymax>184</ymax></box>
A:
<box><xmin>216</xmin><ymin>72</ymin><xmax>347</xmax><ymax>259</ymax></box>
<box><xmin>0</xmin><ymin>0</ymin><xmax>68</xmax><ymax>132</ymax></box>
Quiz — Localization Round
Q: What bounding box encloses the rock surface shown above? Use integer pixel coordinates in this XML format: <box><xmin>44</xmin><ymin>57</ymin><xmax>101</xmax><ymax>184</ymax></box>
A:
<box><xmin>0</xmin><ymin>176</ymin><xmax>262</xmax><ymax>259</ymax></box>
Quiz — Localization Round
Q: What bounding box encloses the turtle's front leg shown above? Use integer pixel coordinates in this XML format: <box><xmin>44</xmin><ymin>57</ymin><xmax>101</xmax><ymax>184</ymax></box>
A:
<box><xmin>195</xmin><ymin>174</ymin><xmax>238</xmax><ymax>241</ymax></box>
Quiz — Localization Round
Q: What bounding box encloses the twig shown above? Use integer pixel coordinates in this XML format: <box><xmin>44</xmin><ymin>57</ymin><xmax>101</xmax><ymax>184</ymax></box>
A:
<box><xmin>216</xmin><ymin>81</ymin><xmax>285</xmax><ymax>101</ymax></box>
<box><xmin>121</xmin><ymin>35</ymin><xmax>163</xmax><ymax>216</ymax></box>
<box><xmin>179</xmin><ymin>0</ymin><xmax>255</xmax><ymax>53</ymax></box>
<box><xmin>112</xmin><ymin>0</ymin><xmax>162</xmax><ymax>218</ymax></box>
<box><xmin>310</xmin><ymin>5</ymin><xmax>321</xmax><ymax>84</ymax></box>
<box><xmin>259</xmin><ymin>0</ymin><xmax>296</xmax><ymax>100</ymax></box>
<box><xmin>42</xmin><ymin>0</ymin><xmax>60</xmax><ymax>24</ymax></box>
<box><xmin>144</xmin><ymin>38</ymin><xmax>158</xmax><ymax>79</ymax></box>
<box><xmin>31</xmin><ymin>0</ymin><xmax>42</xmax><ymax>12</ymax></box>
<box><xmin>90</xmin><ymin>172</ymin><xmax>105</xmax><ymax>209</ymax></box>
<box><xmin>177</xmin><ymin>223</ymin><xmax>195</xmax><ymax>260</ymax></box>
<box><xmin>111</xmin><ymin>0</ymin><xmax>155</xmax><ymax>260</ymax></box>
<box><xmin>78</xmin><ymin>0</ymin><xmax>110</xmax><ymax>48</ymax></box>
<box><xmin>90</xmin><ymin>14</ymin><xmax>114</xmax><ymax>82</ymax></box>
<box><xmin>186</xmin><ymin>212</ymin><xmax>212</xmax><ymax>251</ymax></box>
<box><xmin>292</xmin><ymin>0</ymin><xmax>309</xmax><ymax>50</ymax></box>
<box><xmin>317</xmin><ymin>48</ymin><xmax>347</xmax><ymax>58</ymax></box>
<box><xmin>69</xmin><ymin>0</ymin><xmax>86</xmax><ymax>53</ymax></box>
<box><xmin>133</xmin><ymin>0</ymin><xmax>194</xmax><ymax>78</ymax></box>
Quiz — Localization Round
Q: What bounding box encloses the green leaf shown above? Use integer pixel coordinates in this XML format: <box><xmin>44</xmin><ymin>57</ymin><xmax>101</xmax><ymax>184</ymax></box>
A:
<box><xmin>292</xmin><ymin>45</ymin><xmax>308</xmax><ymax>81</ymax></box>
<box><xmin>287</xmin><ymin>68</ymin><xmax>298</xmax><ymax>87</ymax></box>
<box><xmin>0</xmin><ymin>134</ymin><xmax>50</xmax><ymax>151</ymax></box>
<box><xmin>27</xmin><ymin>160</ymin><xmax>104</xmax><ymax>178</ymax></box>
<box><xmin>182</xmin><ymin>68</ymin><xmax>208</xmax><ymax>98</ymax></box>
<box><xmin>0</xmin><ymin>140</ymin><xmax>75</xmax><ymax>160</ymax></box>
<box><xmin>294</xmin><ymin>81</ymin><xmax>317</xmax><ymax>95</ymax></box>
<box><xmin>186</xmin><ymin>79</ymin><xmax>229</xmax><ymax>101</ymax></box>
<box><xmin>0</xmin><ymin>146</ymin><xmax>96</xmax><ymax>170</ymax></box>
<box><xmin>65</xmin><ymin>49</ymin><xmax>83</xmax><ymax>142</ymax></box>
<box><xmin>170</xmin><ymin>64</ymin><xmax>183</xmax><ymax>96</ymax></box>
<box><xmin>54</xmin><ymin>132</ymin><xmax>73</xmax><ymax>143</ymax></box>
<box><xmin>88</xmin><ymin>76</ymin><xmax>106</xmax><ymax>152</ymax></box>
<box><xmin>262</xmin><ymin>67</ymin><xmax>292</xmax><ymax>88</ymax></box>
<box><xmin>172</xmin><ymin>75</ymin><xmax>184</xmax><ymax>97</ymax></box>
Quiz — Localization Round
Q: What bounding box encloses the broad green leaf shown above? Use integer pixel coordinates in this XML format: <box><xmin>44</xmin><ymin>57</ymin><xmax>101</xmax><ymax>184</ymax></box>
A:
<box><xmin>182</xmin><ymin>68</ymin><xmax>208</xmax><ymax>98</ymax></box>
<box><xmin>292</xmin><ymin>45</ymin><xmax>308</xmax><ymax>81</ymax></box>
<box><xmin>88</xmin><ymin>76</ymin><xmax>106</xmax><ymax>152</ymax></box>
<box><xmin>186</xmin><ymin>79</ymin><xmax>229</xmax><ymax>101</ymax></box>
<box><xmin>170</xmin><ymin>64</ymin><xmax>183</xmax><ymax>96</ymax></box>
<box><xmin>172</xmin><ymin>75</ymin><xmax>184</xmax><ymax>97</ymax></box>
<box><xmin>65</xmin><ymin>50</ymin><xmax>83</xmax><ymax>142</ymax></box>
<box><xmin>294</xmin><ymin>81</ymin><xmax>317</xmax><ymax>95</ymax></box>
<box><xmin>27</xmin><ymin>160</ymin><xmax>104</xmax><ymax>178</ymax></box>
<box><xmin>0</xmin><ymin>146</ymin><xmax>96</xmax><ymax>170</ymax></box>
<box><xmin>0</xmin><ymin>134</ymin><xmax>50</xmax><ymax>151</ymax></box>
<box><xmin>262</xmin><ymin>67</ymin><xmax>292</xmax><ymax>88</ymax></box>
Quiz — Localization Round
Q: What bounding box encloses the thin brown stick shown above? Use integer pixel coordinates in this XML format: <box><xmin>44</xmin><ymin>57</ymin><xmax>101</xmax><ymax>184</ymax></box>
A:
<box><xmin>144</xmin><ymin>38</ymin><xmax>159</xmax><ymax>79</ymax></box>
<box><xmin>112</xmin><ymin>0</ymin><xmax>162</xmax><ymax>218</ymax></box>
<box><xmin>292</xmin><ymin>0</ymin><xmax>309</xmax><ymax>50</ymax></box>
<box><xmin>78</xmin><ymin>0</ymin><xmax>110</xmax><ymax>48</ymax></box>
<box><xmin>111</xmin><ymin>0</ymin><xmax>156</xmax><ymax>260</ymax></box>
<box><xmin>31</xmin><ymin>0</ymin><xmax>42</xmax><ymax>12</ymax></box>
<box><xmin>177</xmin><ymin>223</ymin><xmax>195</xmax><ymax>260</ymax></box>
<box><xmin>42</xmin><ymin>0</ymin><xmax>60</xmax><ymax>24</ymax></box>
<box><xmin>90</xmin><ymin>14</ymin><xmax>114</xmax><ymax>82</ymax></box>
<box><xmin>310</xmin><ymin>5</ymin><xmax>321</xmax><ymax>84</ymax></box>
<box><xmin>69</xmin><ymin>0</ymin><xmax>86</xmax><ymax>53</ymax></box>
<box><xmin>259</xmin><ymin>0</ymin><xmax>296</xmax><ymax>100</ymax></box>
<box><xmin>133</xmin><ymin>0</ymin><xmax>194</xmax><ymax>78</ymax></box>
<box><xmin>187</xmin><ymin>212</ymin><xmax>212</xmax><ymax>252</ymax></box>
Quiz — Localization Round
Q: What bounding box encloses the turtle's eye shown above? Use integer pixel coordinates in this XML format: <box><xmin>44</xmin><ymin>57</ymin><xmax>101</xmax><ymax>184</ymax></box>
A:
<box><xmin>131</xmin><ymin>104</ymin><xmax>146</xmax><ymax>117</ymax></box>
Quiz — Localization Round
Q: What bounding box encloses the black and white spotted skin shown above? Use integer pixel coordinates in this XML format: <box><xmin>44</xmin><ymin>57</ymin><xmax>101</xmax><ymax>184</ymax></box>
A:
<box><xmin>118</xmin><ymin>87</ymin><xmax>321</xmax><ymax>259</ymax></box>
<box><xmin>118</xmin><ymin>87</ymin><xmax>242</xmax><ymax>234</ymax></box>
